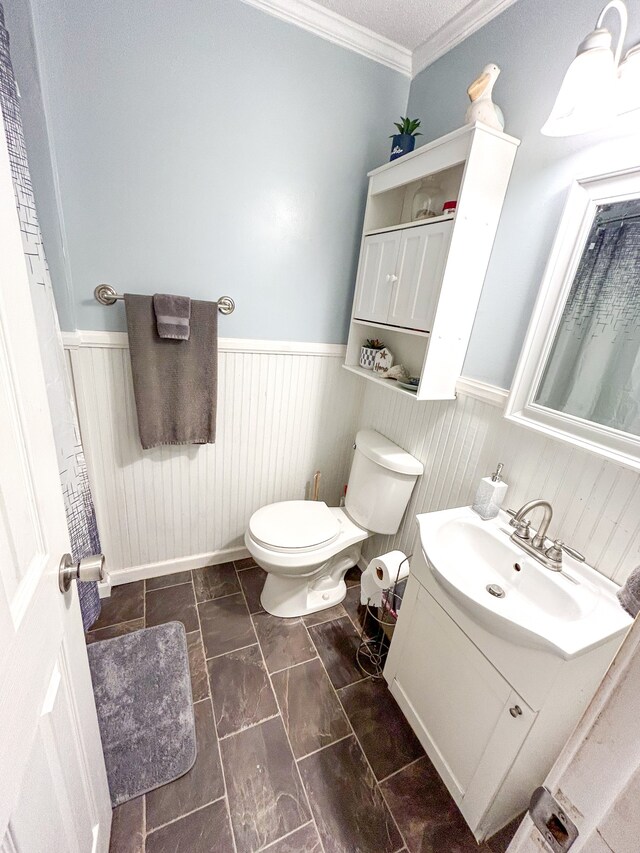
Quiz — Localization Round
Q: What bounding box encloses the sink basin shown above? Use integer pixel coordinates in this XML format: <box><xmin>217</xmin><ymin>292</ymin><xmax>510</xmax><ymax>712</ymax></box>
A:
<box><xmin>418</xmin><ymin>506</ymin><xmax>632</xmax><ymax>659</ymax></box>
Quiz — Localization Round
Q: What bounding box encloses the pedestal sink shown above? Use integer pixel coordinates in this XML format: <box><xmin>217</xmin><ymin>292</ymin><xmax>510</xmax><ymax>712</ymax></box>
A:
<box><xmin>418</xmin><ymin>506</ymin><xmax>630</xmax><ymax>659</ymax></box>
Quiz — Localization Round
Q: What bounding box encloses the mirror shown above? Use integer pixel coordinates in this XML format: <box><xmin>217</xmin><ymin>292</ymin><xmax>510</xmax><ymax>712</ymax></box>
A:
<box><xmin>506</xmin><ymin>167</ymin><xmax>640</xmax><ymax>470</ymax></box>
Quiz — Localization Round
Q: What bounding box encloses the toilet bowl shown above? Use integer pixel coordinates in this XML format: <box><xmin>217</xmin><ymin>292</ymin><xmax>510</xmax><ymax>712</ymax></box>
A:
<box><xmin>245</xmin><ymin>429</ymin><xmax>423</xmax><ymax>618</ymax></box>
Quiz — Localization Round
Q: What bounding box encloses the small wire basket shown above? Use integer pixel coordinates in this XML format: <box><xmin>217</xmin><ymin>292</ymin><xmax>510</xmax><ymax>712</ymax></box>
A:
<box><xmin>355</xmin><ymin>555</ymin><xmax>410</xmax><ymax>680</ymax></box>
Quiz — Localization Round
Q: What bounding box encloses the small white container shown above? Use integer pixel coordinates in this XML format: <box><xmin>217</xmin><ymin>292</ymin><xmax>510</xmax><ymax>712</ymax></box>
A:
<box><xmin>472</xmin><ymin>463</ymin><xmax>508</xmax><ymax>520</ymax></box>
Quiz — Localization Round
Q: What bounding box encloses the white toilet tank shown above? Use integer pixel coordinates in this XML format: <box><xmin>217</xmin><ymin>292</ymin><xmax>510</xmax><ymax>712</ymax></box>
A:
<box><xmin>345</xmin><ymin>429</ymin><xmax>423</xmax><ymax>535</ymax></box>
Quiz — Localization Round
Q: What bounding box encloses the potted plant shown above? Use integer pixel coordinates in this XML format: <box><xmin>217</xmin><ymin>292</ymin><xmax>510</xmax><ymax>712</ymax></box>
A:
<box><xmin>389</xmin><ymin>116</ymin><xmax>422</xmax><ymax>161</ymax></box>
<box><xmin>360</xmin><ymin>338</ymin><xmax>385</xmax><ymax>370</ymax></box>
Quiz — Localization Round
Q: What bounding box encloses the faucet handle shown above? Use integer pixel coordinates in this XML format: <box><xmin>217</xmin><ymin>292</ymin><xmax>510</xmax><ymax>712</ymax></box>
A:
<box><xmin>546</xmin><ymin>540</ymin><xmax>586</xmax><ymax>563</ymax></box>
<box><xmin>509</xmin><ymin>515</ymin><xmax>531</xmax><ymax>540</ymax></box>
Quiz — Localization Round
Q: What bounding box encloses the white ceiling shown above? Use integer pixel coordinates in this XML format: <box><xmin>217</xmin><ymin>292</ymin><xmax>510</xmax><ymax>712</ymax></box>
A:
<box><xmin>312</xmin><ymin>0</ymin><xmax>476</xmax><ymax>50</ymax></box>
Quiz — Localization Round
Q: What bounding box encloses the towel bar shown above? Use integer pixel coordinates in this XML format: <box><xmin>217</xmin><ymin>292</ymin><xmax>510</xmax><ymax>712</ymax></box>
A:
<box><xmin>94</xmin><ymin>283</ymin><xmax>235</xmax><ymax>315</ymax></box>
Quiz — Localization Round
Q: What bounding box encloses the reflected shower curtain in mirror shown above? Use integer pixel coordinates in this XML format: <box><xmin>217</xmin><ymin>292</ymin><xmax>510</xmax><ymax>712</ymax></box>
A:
<box><xmin>535</xmin><ymin>216</ymin><xmax>640</xmax><ymax>436</ymax></box>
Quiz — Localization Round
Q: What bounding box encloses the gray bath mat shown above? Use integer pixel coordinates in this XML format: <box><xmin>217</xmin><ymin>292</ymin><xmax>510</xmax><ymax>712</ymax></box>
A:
<box><xmin>87</xmin><ymin>621</ymin><xmax>197</xmax><ymax>806</ymax></box>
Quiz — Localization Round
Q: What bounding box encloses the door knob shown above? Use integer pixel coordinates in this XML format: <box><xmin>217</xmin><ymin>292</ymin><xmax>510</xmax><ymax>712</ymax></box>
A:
<box><xmin>59</xmin><ymin>553</ymin><xmax>105</xmax><ymax>593</ymax></box>
<box><xmin>509</xmin><ymin>705</ymin><xmax>523</xmax><ymax>717</ymax></box>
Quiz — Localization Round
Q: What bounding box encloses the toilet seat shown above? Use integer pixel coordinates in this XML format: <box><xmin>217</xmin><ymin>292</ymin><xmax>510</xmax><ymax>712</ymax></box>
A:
<box><xmin>248</xmin><ymin>500</ymin><xmax>341</xmax><ymax>554</ymax></box>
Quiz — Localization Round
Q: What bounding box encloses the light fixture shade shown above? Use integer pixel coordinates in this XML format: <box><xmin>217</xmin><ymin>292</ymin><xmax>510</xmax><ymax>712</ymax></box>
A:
<box><xmin>542</xmin><ymin>32</ymin><xmax>617</xmax><ymax>136</ymax></box>
<box><xmin>618</xmin><ymin>45</ymin><xmax>640</xmax><ymax>114</ymax></box>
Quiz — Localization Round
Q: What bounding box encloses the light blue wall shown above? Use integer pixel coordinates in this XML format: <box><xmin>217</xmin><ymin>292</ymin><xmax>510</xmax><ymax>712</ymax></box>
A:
<box><xmin>7</xmin><ymin>0</ymin><xmax>408</xmax><ymax>339</ymax></box>
<box><xmin>408</xmin><ymin>0</ymin><xmax>640</xmax><ymax>388</ymax></box>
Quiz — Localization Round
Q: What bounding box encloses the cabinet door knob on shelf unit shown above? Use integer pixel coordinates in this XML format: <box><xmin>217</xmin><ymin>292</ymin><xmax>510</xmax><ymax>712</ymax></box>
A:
<box><xmin>386</xmin><ymin>274</ymin><xmax>398</xmax><ymax>283</ymax></box>
<box><xmin>509</xmin><ymin>705</ymin><xmax>523</xmax><ymax>718</ymax></box>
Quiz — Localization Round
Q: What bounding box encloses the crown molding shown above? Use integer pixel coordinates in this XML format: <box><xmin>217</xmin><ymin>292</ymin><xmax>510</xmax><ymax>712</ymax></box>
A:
<box><xmin>412</xmin><ymin>0</ymin><xmax>519</xmax><ymax>77</ymax></box>
<box><xmin>239</xmin><ymin>0</ymin><xmax>412</xmax><ymax>76</ymax></box>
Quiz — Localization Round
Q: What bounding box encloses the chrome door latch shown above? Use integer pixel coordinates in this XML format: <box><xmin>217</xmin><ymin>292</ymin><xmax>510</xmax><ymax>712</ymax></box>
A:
<box><xmin>529</xmin><ymin>787</ymin><xmax>578</xmax><ymax>852</ymax></box>
<box><xmin>59</xmin><ymin>553</ymin><xmax>106</xmax><ymax>593</ymax></box>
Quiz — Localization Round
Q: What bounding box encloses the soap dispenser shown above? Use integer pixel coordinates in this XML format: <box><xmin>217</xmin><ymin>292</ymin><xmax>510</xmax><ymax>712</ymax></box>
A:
<box><xmin>472</xmin><ymin>463</ymin><xmax>508</xmax><ymax>520</ymax></box>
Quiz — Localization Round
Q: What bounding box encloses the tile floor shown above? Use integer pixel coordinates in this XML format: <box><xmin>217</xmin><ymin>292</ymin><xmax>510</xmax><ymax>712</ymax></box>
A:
<box><xmin>87</xmin><ymin>562</ymin><xmax>520</xmax><ymax>853</ymax></box>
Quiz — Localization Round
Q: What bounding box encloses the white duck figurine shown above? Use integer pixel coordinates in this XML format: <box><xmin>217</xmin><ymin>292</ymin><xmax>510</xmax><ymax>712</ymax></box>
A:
<box><xmin>465</xmin><ymin>63</ymin><xmax>504</xmax><ymax>131</ymax></box>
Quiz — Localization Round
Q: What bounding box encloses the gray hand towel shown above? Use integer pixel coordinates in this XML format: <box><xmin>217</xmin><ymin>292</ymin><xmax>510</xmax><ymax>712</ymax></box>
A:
<box><xmin>124</xmin><ymin>294</ymin><xmax>217</xmax><ymax>449</ymax></box>
<box><xmin>617</xmin><ymin>565</ymin><xmax>640</xmax><ymax>618</ymax></box>
<box><xmin>153</xmin><ymin>293</ymin><xmax>191</xmax><ymax>340</ymax></box>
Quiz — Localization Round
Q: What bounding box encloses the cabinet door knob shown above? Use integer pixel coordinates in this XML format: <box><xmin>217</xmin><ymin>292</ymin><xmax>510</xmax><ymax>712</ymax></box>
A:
<box><xmin>509</xmin><ymin>705</ymin><xmax>523</xmax><ymax>717</ymax></box>
<box><xmin>386</xmin><ymin>274</ymin><xmax>398</xmax><ymax>283</ymax></box>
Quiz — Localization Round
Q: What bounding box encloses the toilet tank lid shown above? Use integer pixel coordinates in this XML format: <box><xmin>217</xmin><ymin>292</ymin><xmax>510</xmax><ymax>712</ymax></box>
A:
<box><xmin>355</xmin><ymin>429</ymin><xmax>423</xmax><ymax>476</ymax></box>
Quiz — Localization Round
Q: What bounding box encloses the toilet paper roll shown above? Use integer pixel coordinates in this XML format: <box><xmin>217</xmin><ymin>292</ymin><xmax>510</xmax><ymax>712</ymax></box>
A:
<box><xmin>367</xmin><ymin>550</ymin><xmax>409</xmax><ymax>589</ymax></box>
<box><xmin>360</xmin><ymin>569</ymin><xmax>382</xmax><ymax>607</ymax></box>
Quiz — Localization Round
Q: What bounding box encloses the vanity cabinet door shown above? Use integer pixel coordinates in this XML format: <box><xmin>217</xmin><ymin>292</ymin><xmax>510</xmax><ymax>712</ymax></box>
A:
<box><xmin>353</xmin><ymin>231</ymin><xmax>401</xmax><ymax>324</ymax></box>
<box><xmin>388</xmin><ymin>583</ymin><xmax>535</xmax><ymax>813</ymax></box>
<box><xmin>387</xmin><ymin>220</ymin><xmax>453</xmax><ymax>331</ymax></box>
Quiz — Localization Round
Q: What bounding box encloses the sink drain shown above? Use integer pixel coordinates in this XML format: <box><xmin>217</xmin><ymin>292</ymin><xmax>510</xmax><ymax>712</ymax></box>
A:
<box><xmin>486</xmin><ymin>583</ymin><xmax>505</xmax><ymax>598</ymax></box>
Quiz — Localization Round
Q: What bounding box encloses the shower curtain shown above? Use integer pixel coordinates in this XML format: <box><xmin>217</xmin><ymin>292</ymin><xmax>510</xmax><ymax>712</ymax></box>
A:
<box><xmin>535</xmin><ymin>217</ymin><xmax>640</xmax><ymax>436</ymax></box>
<box><xmin>0</xmin><ymin>4</ymin><xmax>101</xmax><ymax>629</ymax></box>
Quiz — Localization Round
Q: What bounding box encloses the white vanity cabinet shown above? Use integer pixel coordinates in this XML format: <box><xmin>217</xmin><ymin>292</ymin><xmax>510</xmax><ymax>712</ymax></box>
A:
<box><xmin>344</xmin><ymin>122</ymin><xmax>520</xmax><ymax>400</ymax></box>
<box><xmin>384</xmin><ymin>545</ymin><xmax>623</xmax><ymax>842</ymax></box>
<box><xmin>354</xmin><ymin>220</ymin><xmax>453</xmax><ymax>332</ymax></box>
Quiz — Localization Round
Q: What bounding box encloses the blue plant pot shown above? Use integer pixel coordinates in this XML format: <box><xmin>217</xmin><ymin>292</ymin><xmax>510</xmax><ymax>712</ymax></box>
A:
<box><xmin>390</xmin><ymin>133</ymin><xmax>416</xmax><ymax>161</ymax></box>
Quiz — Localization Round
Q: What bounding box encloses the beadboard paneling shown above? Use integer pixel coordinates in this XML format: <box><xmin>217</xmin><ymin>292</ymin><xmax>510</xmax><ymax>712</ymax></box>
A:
<box><xmin>67</xmin><ymin>340</ymin><xmax>363</xmax><ymax>580</ymax></box>
<box><xmin>359</xmin><ymin>385</ymin><xmax>640</xmax><ymax>585</ymax></box>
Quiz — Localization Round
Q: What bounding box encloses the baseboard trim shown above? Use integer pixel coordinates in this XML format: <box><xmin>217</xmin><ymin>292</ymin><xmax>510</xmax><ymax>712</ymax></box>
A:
<box><xmin>107</xmin><ymin>546</ymin><xmax>251</xmax><ymax>586</ymax></box>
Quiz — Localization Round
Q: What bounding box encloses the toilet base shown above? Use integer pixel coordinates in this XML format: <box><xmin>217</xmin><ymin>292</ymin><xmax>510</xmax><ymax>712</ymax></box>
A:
<box><xmin>259</xmin><ymin>545</ymin><xmax>362</xmax><ymax>618</ymax></box>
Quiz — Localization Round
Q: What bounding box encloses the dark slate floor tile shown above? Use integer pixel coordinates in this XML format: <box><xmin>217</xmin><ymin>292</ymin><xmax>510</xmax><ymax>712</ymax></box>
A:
<box><xmin>186</xmin><ymin>631</ymin><xmax>209</xmax><ymax>702</ymax></box>
<box><xmin>345</xmin><ymin>565</ymin><xmax>362</xmax><ymax>587</ymax></box>
<box><xmin>260</xmin><ymin>822</ymin><xmax>322</xmax><ymax>853</ymax></box>
<box><xmin>237</xmin><ymin>565</ymin><xmax>267</xmax><ymax>614</ymax></box>
<box><xmin>199</xmin><ymin>593</ymin><xmax>256</xmax><ymax>659</ymax></box>
<box><xmin>145</xmin><ymin>699</ymin><xmax>224</xmax><ymax>831</ymax></box>
<box><xmin>380</xmin><ymin>756</ymin><xmax>491</xmax><ymax>853</ymax></box>
<box><xmin>86</xmin><ymin>618</ymin><xmax>144</xmax><ymax>645</ymax></box>
<box><xmin>91</xmin><ymin>582</ymin><xmax>144</xmax><ymax>631</ymax></box>
<box><xmin>193</xmin><ymin>562</ymin><xmax>240</xmax><ymax>602</ymax></box>
<box><xmin>338</xmin><ymin>677</ymin><xmax>424</xmax><ymax>780</ymax></box>
<box><xmin>307</xmin><ymin>616</ymin><xmax>366</xmax><ymax>689</ymax></box>
<box><xmin>302</xmin><ymin>603</ymin><xmax>348</xmax><ymax>627</ymax></box>
<box><xmin>487</xmin><ymin>814</ymin><xmax>524</xmax><ymax>853</ymax></box>
<box><xmin>108</xmin><ymin>796</ymin><xmax>144</xmax><ymax>853</ymax></box>
<box><xmin>145</xmin><ymin>799</ymin><xmax>233</xmax><ymax>853</ymax></box>
<box><xmin>299</xmin><ymin>735</ymin><xmax>402</xmax><ymax>853</ymax></box>
<box><xmin>252</xmin><ymin>612</ymin><xmax>316</xmax><ymax>673</ymax></box>
<box><xmin>145</xmin><ymin>571</ymin><xmax>192</xmax><ymax>591</ymax></box>
<box><xmin>207</xmin><ymin>644</ymin><xmax>278</xmax><ymax>738</ymax></box>
<box><xmin>220</xmin><ymin>716</ymin><xmax>310</xmax><ymax>852</ymax></box>
<box><xmin>272</xmin><ymin>658</ymin><xmax>350</xmax><ymax>758</ymax></box>
<box><xmin>145</xmin><ymin>582</ymin><xmax>198</xmax><ymax>632</ymax></box>
<box><xmin>234</xmin><ymin>556</ymin><xmax>257</xmax><ymax>570</ymax></box>
<box><xmin>343</xmin><ymin>584</ymin><xmax>376</xmax><ymax>636</ymax></box>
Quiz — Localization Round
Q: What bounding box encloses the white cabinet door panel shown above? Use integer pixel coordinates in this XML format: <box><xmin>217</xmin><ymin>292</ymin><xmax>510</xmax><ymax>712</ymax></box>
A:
<box><xmin>390</xmin><ymin>584</ymin><xmax>533</xmax><ymax>800</ymax></box>
<box><xmin>388</xmin><ymin>221</ymin><xmax>453</xmax><ymax>331</ymax></box>
<box><xmin>353</xmin><ymin>231</ymin><xmax>401</xmax><ymax>324</ymax></box>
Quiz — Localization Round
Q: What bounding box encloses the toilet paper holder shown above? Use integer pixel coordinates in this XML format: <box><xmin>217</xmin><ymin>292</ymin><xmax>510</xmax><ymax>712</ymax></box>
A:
<box><xmin>355</xmin><ymin>553</ymin><xmax>411</xmax><ymax>680</ymax></box>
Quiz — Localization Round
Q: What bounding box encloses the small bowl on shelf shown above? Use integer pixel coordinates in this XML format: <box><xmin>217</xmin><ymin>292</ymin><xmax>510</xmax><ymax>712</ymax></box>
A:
<box><xmin>398</xmin><ymin>377</ymin><xmax>420</xmax><ymax>392</ymax></box>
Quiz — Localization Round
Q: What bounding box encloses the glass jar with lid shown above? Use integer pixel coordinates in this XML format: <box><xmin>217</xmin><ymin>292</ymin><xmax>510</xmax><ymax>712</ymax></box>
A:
<box><xmin>412</xmin><ymin>176</ymin><xmax>443</xmax><ymax>221</ymax></box>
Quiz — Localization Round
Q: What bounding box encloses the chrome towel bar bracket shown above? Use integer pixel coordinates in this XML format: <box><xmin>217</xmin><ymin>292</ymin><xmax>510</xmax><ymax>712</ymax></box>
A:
<box><xmin>94</xmin><ymin>283</ymin><xmax>235</xmax><ymax>315</ymax></box>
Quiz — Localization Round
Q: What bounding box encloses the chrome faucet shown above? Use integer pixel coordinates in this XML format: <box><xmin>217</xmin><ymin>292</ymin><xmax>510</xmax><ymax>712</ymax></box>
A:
<box><xmin>508</xmin><ymin>499</ymin><xmax>585</xmax><ymax>572</ymax></box>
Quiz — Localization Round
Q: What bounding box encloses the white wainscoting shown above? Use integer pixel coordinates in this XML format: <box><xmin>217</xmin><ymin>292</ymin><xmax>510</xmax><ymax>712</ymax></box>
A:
<box><xmin>359</xmin><ymin>384</ymin><xmax>640</xmax><ymax>585</ymax></box>
<box><xmin>64</xmin><ymin>333</ymin><xmax>363</xmax><ymax>584</ymax></box>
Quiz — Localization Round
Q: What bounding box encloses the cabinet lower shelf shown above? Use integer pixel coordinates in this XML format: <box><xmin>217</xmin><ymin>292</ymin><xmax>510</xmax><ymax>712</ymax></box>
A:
<box><xmin>342</xmin><ymin>364</ymin><xmax>423</xmax><ymax>399</ymax></box>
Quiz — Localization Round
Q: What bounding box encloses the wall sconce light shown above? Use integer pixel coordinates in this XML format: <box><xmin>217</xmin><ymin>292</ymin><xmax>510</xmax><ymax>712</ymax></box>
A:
<box><xmin>542</xmin><ymin>0</ymin><xmax>639</xmax><ymax>136</ymax></box>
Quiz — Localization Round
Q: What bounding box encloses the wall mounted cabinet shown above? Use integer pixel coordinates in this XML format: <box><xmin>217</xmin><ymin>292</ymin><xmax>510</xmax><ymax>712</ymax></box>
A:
<box><xmin>344</xmin><ymin>122</ymin><xmax>520</xmax><ymax>400</ymax></box>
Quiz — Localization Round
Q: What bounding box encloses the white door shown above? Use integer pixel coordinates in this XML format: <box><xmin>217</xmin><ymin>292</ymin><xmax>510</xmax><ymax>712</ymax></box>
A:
<box><xmin>387</xmin><ymin>220</ymin><xmax>453</xmax><ymax>331</ymax></box>
<box><xmin>0</xmin><ymin>115</ymin><xmax>111</xmax><ymax>850</ymax></box>
<box><xmin>353</xmin><ymin>231</ymin><xmax>401</xmax><ymax>324</ymax></box>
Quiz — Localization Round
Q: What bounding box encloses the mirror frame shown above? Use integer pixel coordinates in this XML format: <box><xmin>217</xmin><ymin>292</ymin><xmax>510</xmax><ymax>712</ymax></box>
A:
<box><xmin>505</xmin><ymin>166</ymin><xmax>640</xmax><ymax>471</ymax></box>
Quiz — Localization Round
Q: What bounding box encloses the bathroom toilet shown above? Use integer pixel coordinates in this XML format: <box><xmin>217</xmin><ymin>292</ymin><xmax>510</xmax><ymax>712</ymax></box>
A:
<box><xmin>245</xmin><ymin>429</ymin><xmax>423</xmax><ymax>617</ymax></box>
